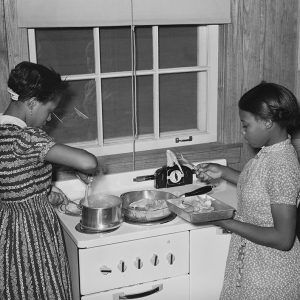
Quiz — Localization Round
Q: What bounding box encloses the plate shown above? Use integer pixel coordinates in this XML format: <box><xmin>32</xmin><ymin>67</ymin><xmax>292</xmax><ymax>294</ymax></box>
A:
<box><xmin>166</xmin><ymin>194</ymin><xmax>235</xmax><ymax>224</ymax></box>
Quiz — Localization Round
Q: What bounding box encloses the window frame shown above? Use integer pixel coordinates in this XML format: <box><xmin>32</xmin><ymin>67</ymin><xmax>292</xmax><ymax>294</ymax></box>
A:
<box><xmin>28</xmin><ymin>25</ymin><xmax>219</xmax><ymax>156</ymax></box>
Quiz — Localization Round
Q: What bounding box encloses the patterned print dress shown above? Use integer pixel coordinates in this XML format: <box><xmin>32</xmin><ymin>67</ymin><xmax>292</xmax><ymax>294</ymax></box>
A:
<box><xmin>0</xmin><ymin>117</ymin><xmax>72</xmax><ymax>300</ymax></box>
<box><xmin>220</xmin><ymin>138</ymin><xmax>300</xmax><ymax>299</ymax></box>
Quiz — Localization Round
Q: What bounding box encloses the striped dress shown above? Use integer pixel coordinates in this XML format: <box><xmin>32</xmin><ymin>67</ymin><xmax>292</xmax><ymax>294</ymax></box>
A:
<box><xmin>0</xmin><ymin>119</ymin><xmax>72</xmax><ymax>300</ymax></box>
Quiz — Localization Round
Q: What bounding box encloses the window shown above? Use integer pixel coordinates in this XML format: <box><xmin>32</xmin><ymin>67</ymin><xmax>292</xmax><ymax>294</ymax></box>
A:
<box><xmin>28</xmin><ymin>25</ymin><xmax>218</xmax><ymax>156</ymax></box>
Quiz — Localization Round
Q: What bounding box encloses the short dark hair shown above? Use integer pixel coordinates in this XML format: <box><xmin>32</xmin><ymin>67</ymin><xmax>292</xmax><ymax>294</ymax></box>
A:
<box><xmin>8</xmin><ymin>61</ymin><xmax>68</xmax><ymax>104</ymax></box>
<box><xmin>238</xmin><ymin>82</ymin><xmax>300</xmax><ymax>133</ymax></box>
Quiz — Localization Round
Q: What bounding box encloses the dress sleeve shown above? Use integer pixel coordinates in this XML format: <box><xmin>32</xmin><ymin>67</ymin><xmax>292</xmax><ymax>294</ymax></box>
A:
<box><xmin>13</xmin><ymin>127</ymin><xmax>55</xmax><ymax>162</ymax></box>
<box><xmin>267</xmin><ymin>156</ymin><xmax>300</xmax><ymax>206</ymax></box>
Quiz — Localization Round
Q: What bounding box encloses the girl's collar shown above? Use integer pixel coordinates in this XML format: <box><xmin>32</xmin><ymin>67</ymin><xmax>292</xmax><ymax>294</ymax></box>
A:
<box><xmin>256</xmin><ymin>136</ymin><xmax>291</xmax><ymax>158</ymax></box>
<box><xmin>0</xmin><ymin>114</ymin><xmax>27</xmax><ymax>128</ymax></box>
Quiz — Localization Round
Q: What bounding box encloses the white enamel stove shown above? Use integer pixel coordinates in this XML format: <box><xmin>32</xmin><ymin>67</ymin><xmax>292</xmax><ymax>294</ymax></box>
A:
<box><xmin>55</xmin><ymin>159</ymin><xmax>237</xmax><ymax>300</ymax></box>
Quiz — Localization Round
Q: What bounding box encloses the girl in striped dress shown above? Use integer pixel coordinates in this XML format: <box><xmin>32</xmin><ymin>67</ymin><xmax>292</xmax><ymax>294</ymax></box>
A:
<box><xmin>0</xmin><ymin>61</ymin><xmax>98</xmax><ymax>299</ymax></box>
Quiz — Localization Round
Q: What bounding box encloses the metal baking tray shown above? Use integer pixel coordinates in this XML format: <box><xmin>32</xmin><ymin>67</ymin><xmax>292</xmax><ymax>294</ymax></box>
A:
<box><xmin>166</xmin><ymin>194</ymin><xmax>235</xmax><ymax>224</ymax></box>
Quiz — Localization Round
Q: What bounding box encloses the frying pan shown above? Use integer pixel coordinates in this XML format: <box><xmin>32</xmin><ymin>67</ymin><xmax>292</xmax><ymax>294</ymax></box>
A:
<box><xmin>120</xmin><ymin>185</ymin><xmax>213</xmax><ymax>223</ymax></box>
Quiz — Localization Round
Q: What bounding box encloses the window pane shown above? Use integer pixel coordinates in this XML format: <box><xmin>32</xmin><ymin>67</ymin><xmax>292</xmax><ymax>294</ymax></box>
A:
<box><xmin>44</xmin><ymin>80</ymin><xmax>98</xmax><ymax>143</ymax></box>
<box><xmin>136</xmin><ymin>76</ymin><xmax>153</xmax><ymax>135</ymax></box>
<box><xmin>160</xmin><ymin>73</ymin><xmax>197</xmax><ymax>132</ymax></box>
<box><xmin>102</xmin><ymin>76</ymin><xmax>153</xmax><ymax>140</ymax></box>
<box><xmin>36</xmin><ymin>28</ymin><xmax>94</xmax><ymax>75</ymax></box>
<box><xmin>159</xmin><ymin>26</ymin><xmax>197</xmax><ymax>68</ymax></box>
<box><xmin>135</xmin><ymin>27</ymin><xmax>153</xmax><ymax>70</ymax></box>
<box><xmin>100</xmin><ymin>27</ymin><xmax>152</xmax><ymax>73</ymax></box>
<box><xmin>102</xmin><ymin>77</ymin><xmax>132</xmax><ymax>139</ymax></box>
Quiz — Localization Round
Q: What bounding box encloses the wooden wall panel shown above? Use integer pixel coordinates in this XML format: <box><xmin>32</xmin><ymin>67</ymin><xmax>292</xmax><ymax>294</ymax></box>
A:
<box><xmin>0</xmin><ymin>0</ymin><xmax>29</xmax><ymax>113</ymax></box>
<box><xmin>3</xmin><ymin>0</ymin><xmax>29</xmax><ymax>68</ymax></box>
<box><xmin>263</xmin><ymin>0</ymin><xmax>298</xmax><ymax>90</ymax></box>
<box><xmin>219</xmin><ymin>0</ymin><xmax>298</xmax><ymax>165</ymax></box>
<box><xmin>219</xmin><ymin>0</ymin><xmax>265</xmax><ymax>145</ymax></box>
<box><xmin>0</xmin><ymin>0</ymin><xmax>9</xmax><ymax>111</ymax></box>
<box><xmin>292</xmin><ymin>1</ymin><xmax>300</xmax><ymax>145</ymax></box>
<box><xmin>297</xmin><ymin>0</ymin><xmax>300</xmax><ymax>108</ymax></box>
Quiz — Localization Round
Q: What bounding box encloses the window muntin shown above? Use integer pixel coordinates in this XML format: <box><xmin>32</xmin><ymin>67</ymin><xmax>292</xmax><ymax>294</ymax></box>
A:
<box><xmin>29</xmin><ymin>25</ymin><xmax>218</xmax><ymax>155</ymax></box>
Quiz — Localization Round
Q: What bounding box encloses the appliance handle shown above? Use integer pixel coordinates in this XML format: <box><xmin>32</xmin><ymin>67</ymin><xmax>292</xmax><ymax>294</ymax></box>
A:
<box><xmin>133</xmin><ymin>175</ymin><xmax>155</xmax><ymax>182</ymax></box>
<box><xmin>114</xmin><ymin>284</ymin><xmax>163</xmax><ymax>299</ymax></box>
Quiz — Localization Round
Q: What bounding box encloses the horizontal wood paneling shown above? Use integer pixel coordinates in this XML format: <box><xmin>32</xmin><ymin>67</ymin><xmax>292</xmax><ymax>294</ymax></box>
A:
<box><xmin>53</xmin><ymin>143</ymin><xmax>242</xmax><ymax>181</ymax></box>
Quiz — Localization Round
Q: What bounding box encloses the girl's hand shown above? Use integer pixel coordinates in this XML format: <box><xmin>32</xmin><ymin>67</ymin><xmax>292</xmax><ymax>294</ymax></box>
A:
<box><xmin>76</xmin><ymin>171</ymin><xmax>95</xmax><ymax>185</ymax></box>
<box><xmin>48</xmin><ymin>185</ymin><xmax>70</xmax><ymax>206</ymax></box>
<box><xmin>195</xmin><ymin>163</ymin><xmax>223</xmax><ymax>183</ymax></box>
<box><xmin>76</xmin><ymin>161</ymin><xmax>107</xmax><ymax>185</ymax></box>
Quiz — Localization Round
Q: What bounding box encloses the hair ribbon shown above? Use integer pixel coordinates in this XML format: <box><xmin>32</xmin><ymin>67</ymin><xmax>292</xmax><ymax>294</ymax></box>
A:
<box><xmin>7</xmin><ymin>87</ymin><xmax>19</xmax><ymax>101</ymax></box>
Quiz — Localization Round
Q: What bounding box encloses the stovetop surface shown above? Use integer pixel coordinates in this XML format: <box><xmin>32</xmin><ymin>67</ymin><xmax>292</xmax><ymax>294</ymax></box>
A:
<box><xmin>54</xmin><ymin>160</ymin><xmax>237</xmax><ymax>248</ymax></box>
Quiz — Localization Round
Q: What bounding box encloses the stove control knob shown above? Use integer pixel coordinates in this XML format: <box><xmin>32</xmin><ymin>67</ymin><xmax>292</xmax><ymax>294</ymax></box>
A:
<box><xmin>166</xmin><ymin>253</ymin><xmax>175</xmax><ymax>265</ymax></box>
<box><xmin>134</xmin><ymin>257</ymin><xmax>143</xmax><ymax>269</ymax></box>
<box><xmin>150</xmin><ymin>254</ymin><xmax>159</xmax><ymax>266</ymax></box>
<box><xmin>100</xmin><ymin>265</ymin><xmax>112</xmax><ymax>276</ymax></box>
<box><xmin>117</xmin><ymin>260</ymin><xmax>127</xmax><ymax>272</ymax></box>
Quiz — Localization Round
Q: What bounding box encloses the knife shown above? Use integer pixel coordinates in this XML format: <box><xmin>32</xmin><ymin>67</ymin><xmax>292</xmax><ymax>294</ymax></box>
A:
<box><xmin>179</xmin><ymin>185</ymin><xmax>213</xmax><ymax>198</ymax></box>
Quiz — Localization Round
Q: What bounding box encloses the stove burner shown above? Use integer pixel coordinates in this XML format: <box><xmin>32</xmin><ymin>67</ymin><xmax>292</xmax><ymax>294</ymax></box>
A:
<box><xmin>124</xmin><ymin>213</ymin><xmax>177</xmax><ymax>226</ymax></box>
<box><xmin>75</xmin><ymin>222</ymin><xmax>120</xmax><ymax>234</ymax></box>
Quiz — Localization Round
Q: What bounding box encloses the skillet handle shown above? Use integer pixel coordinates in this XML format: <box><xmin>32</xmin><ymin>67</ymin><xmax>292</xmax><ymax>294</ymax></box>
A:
<box><xmin>184</xmin><ymin>185</ymin><xmax>213</xmax><ymax>197</ymax></box>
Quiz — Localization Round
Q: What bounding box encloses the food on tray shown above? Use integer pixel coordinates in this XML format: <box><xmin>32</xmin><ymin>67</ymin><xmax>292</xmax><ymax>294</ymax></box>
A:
<box><xmin>166</xmin><ymin>195</ymin><xmax>235</xmax><ymax>224</ymax></box>
<box><xmin>129</xmin><ymin>198</ymin><xmax>168</xmax><ymax>211</ymax></box>
<box><xmin>181</xmin><ymin>195</ymin><xmax>214</xmax><ymax>212</ymax></box>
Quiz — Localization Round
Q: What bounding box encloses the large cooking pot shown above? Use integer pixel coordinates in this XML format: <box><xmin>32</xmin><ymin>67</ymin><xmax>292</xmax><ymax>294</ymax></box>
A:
<box><xmin>80</xmin><ymin>193</ymin><xmax>123</xmax><ymax>232</ymax></box>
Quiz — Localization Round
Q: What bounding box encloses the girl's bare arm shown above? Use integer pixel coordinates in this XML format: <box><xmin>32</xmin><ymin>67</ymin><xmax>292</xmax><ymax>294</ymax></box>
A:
<box><xmin>215</xmin><ymin>204</ymin><xmax>297</xmax><ymax>251</ymax></box>
<box><xmin>45</xmin><ymin>143</ymin><xmax>98</xmax><ymax>174</ymax></box>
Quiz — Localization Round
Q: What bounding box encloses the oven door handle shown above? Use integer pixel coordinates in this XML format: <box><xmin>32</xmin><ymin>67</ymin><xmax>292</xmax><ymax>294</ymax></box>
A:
<box><xmin>114</xmin><ymin>284</ymin><xmax>163</xmax><ymax>299</ymax></box>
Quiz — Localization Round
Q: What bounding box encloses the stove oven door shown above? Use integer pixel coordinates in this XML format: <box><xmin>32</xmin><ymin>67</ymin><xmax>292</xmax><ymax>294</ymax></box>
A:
<box><xmin>81</xmin><ymin>275</ymin><xmax>189</xmax><ymax>300</ymax></box>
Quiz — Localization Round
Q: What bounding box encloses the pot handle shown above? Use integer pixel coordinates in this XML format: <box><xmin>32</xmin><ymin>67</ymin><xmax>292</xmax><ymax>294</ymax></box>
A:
<box><xmin>114</xmin><ymin>284</ymin><xmax>163</xmax><ymax>299</ymax></box>
<box><xmin>183</xmin><ymin>185</ymin><xmax>213</xmax><ymax>197</ymax></box>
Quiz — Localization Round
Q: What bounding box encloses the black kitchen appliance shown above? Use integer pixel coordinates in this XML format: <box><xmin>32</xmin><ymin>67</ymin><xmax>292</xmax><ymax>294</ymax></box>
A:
<box><xmin>133</xmin><ymin>165</ymin><xmax>194</xmax><ymax>189</ymax></box>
